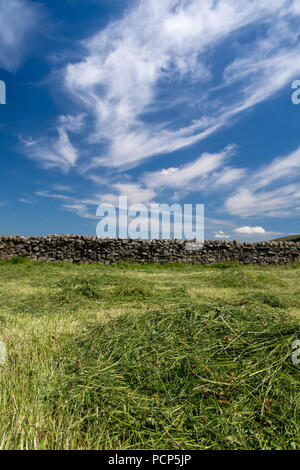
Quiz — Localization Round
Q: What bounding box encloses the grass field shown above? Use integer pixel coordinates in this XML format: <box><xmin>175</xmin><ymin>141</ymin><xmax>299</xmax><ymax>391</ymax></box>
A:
<box><xmin>272</xmin><ymin>235</ymin><xmax>300</xmax><ymax>242</ymax></box>
<box><xmin>0</xmin><ymin>258</ymin><xmax>299</xmax><ymax>450</ymax></box>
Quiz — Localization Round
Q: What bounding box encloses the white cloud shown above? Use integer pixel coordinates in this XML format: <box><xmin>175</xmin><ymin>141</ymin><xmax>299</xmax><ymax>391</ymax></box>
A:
<box><xmin>226</xmin><ymin>185</ymin><xmax>300</xmax><ymax>217</ymax></box>
<box><xmin>52</xmin><ymin>185</ymin><xmax>72</xmax><ymax>193</ymax></box>
<box><xmin>213</xmin><ymin>168</ymin><xmax>246</xmax><ymax>187</ymax></box>
<box><xmin>22</xmin><ymin>115</ymin><xmax>85</xmax><ymax>171</ymax></box>
<box><xmin>19</xmin><ymin>0</ymin><xmax>300</xmax><ymax>230</ymax></box>
<box><xmin>234</xmin><ymin>226</ymin><xmax>266</xmax><ymax>235</ymax></box>
<box><xmin>225</xmin><ymin>146</ymin><xmax>300</xmax><ymax>217</ymax></box>
<box><xmin>250</xmin><ymin>147</ymin><xmax>300</xmax><ymax>190</ymax></box>
<box><xmin>35</xmin><ymin>189</ymin><xmax>98</xmax><ymax>220</ymax></box>
<box><xmin>35</xmin><ymin>190</ymin><xmax>71</xmax><ymax>201</ymax></box>
<box><xmin>232</xmin><ymin>226</ymin><xmax>284</xmax><ymax>239</ymax></box>
<box><xmin>53</xmin><ymin>0</ymin><xmax>300</xmax><ymax>170</ymax></box>
<box><xmin>62</xmin><ymin>203</ymin><xmax>98</xmax><ymax>220</ymax></box>
<box><xmin>86</xmin><ymin>145</ymin><xmax>245</xmax><ymax>205</ymax></box>
<box><xmin>214</xmin><ymin>230</ymin><xmax>230</xmax><ymax>239</ymax></box>
<box><xmin>143</xmin><ymin>145</ymin><xmax>247</xmax><ymax>196</ymax></box>
<box><xmin>19</xmin><ymin>195</ymin><xmax>36</xmax><ymax>204</ymax></box>
<box><xmin>0</xmin><ymin>0</ymin><xmax>42</xmax><ymax>71</ymax></box>
<box><xmin>112</xmin><ymin>184</ymin><xmax>156</xmax><ymax>205</ymax></box>
<box><xmin>144</xmin><ymin>146</ymin><xmax>234</xmax><ymax>190</ymax></box>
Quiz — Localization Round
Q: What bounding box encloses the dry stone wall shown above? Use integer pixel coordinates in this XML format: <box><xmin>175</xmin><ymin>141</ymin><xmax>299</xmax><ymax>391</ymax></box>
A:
<box><xmin>0</xmin><ymin>235</ymin><xmax>299</xmax><ymax>265</ymax></box>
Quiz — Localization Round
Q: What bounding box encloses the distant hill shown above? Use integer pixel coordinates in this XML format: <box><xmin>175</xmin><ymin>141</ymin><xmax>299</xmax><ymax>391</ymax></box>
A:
<box><xmin>272</xmin><ymin>234</ymin><xmax>300</xmax><ymax>242</ymax></box>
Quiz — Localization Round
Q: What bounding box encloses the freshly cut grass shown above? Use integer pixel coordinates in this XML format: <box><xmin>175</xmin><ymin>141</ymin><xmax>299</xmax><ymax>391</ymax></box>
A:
<box><xmin>0</xmin><ymin>261</ymin><xmax>299</xmax><ymax>450</ymax></box>
<box><xmin>49</xmin><ymin>304</ymin><xmax>299</xmax><ymax>450</ymax></box>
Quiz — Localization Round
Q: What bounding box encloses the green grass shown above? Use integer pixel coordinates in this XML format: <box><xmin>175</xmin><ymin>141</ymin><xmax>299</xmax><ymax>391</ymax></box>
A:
<box><xmin>272</xmin><ymin>235</ymin><xmax>300</xmax><ymax>242</ymax></box>
<box><xmin>0</xmin><ymin>259</ymin><xmax>299</xmax><ymax>450</ymax></box>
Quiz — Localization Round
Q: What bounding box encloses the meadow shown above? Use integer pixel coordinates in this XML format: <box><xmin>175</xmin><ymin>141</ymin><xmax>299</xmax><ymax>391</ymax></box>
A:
<box><xmin>0</xmin><ymin>258</ymin><xmax>299</xmax><ymax>450</ymax></box>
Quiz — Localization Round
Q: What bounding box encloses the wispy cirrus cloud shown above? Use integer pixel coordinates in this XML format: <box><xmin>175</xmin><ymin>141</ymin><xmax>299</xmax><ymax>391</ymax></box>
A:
<box><xmin>142</xmin><ymin>145</ymin><xmax>245</xmax><ymax>195</ymax></box>
<box><xmin>16</xmin><ymin>0</ymin><xmax>300</xmax><ymax>238</ymax></box>
<box><xmin>22</xmin><ymin>0</ymin><xmax>300</xmax><ymax>173</ymax></box>
<box><xmin>0</xmin><ymin>0</ymin><xmax>43</xmax><ymax>71</ymax></box>
<box><xmin>61</xmin><ymin>203</ymin><xmax>98</xmax><ymax>220</ymax></box>
<box><xmin>69</xmin><ymin>146</ymin><xmax>244</xmax><ymax>207</ymax></box>
<box><xmin>225</xmin><ymin>146</ymin><xmax>300</xmax><ymax>218</ymax></box>
<box><xmin>22</xmin><ymin>114</ymin><xmax>85</xmax><ymax>171</ymax></box>
<box><xmin>34</xmin><ymin>185</ymin><xmax>234</xmax><ymax>238</ymax></box>
<box><xmin>32</xmin><ymin>141</ymin><xmax>300</xmax><ymax>228</ymax></box>
<box><xmin>226</xmin><ymin>185</ymin><xmax>300</xmax><ymax>218</ymax></box>
<box><xmin>250</xmin><ymin>147</ymin><xmax>300</xmax><ymax>191</ymax></box>
<box><xmin>59</xmin><ymin>0</ymin><xmax>300</xmax><ymax>171</ymax></box>
<box><xmin>19</xmin><ymin>195</ymin><xmax>36</xmax><ymax>204</ymax></box>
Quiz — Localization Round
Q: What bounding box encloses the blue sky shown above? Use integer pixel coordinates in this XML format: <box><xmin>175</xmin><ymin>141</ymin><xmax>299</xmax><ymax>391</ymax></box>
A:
<box><xmin>1</xmin><ymin>0</ymin><xmax>300</xmax><ymax>241</ymax></box>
